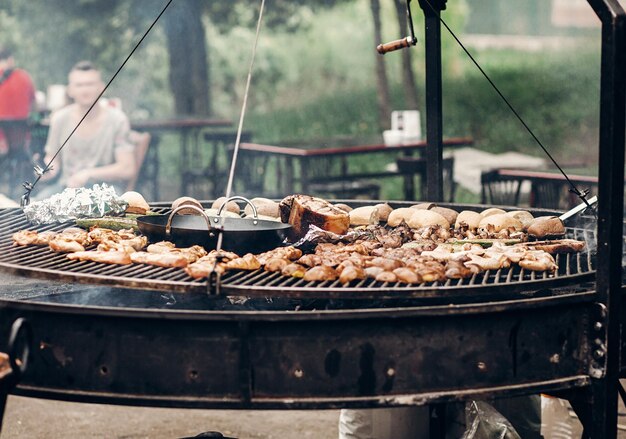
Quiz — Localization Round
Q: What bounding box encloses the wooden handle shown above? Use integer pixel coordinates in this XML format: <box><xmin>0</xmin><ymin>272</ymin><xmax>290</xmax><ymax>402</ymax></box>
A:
<box><xmin>376</xmin><ymin>37</ymin><xmax>412</xmax><ymax>55</ymax></box>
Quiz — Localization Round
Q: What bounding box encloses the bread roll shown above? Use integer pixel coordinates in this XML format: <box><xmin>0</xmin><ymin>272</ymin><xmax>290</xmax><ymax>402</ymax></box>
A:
<box><xmin>349</xmin><ymin>206</ymin><xmax>380</xmax><ymax>226</ymax></box>
<box><xmin>374</xmin><ymin>203</ymin><xmax>393</xmax><ymax>222</ymax></box>
<box><xmin>455</xmin><ymin>210</ymin><xmax>482</xmax><ymax>230</ymax></box>
<box><xmin>171</xmin><ymin>196</ymin><xmax>203</xmax><ymax>215</ymax></box>
<box><xmin>211</xmin><ymin>197</ymin><xmax>241</xmax><ymax>214</ymax></box>
<box><xmin>204</xmin><ymin>208</ymin><xmax>240</xmax><ymax>219</ymax></box>
<box><xmin>334</xmin><ymin>203</ymin><xmax>353</xmax><ymax>213</ymax></box>
<box><xmin>411</xmin><ymin>202</ymin><xmax>435</xmax><ymax>210</ymax></box>
<box><xmin>121</xmin><ymin>191</ymin><xmax>150</xmax><ymax>215</ymax></box>
<box><xmin>407</xmin><ymin>209</ymin><xmax>450</xmax><ymax>229</ymax></box>
<box><xmin>505</xmin><ymin>210</ymin><xmax>534</xmax><ymax>230</ymax></box>
<box><xmin>480</xmin><ymin>207</ymin><xmax>506</xmax><ymax>218</ymax></box>
<box><xmin>244</xmin><ymin>197</ymin><xmax>279</xmax><ymax>218</ymax></box>
<box><xmin>430</xmin><ymin>206</ymin><xmax>458</xmax><ymax>226</ymax></box>
<box><xmin>387</xmin><ymin>208</ymin><xmax>416</xmax><ymax>227</ymax></box>
<box><xmin>478</xmin><ymin>213</ymin><xmax>523</xmax><ymax>232</ymax></box>
<box><xmin>527</xmin><ymin>216</ymin><xmax>565</xmax><ymax>238</ymax></box>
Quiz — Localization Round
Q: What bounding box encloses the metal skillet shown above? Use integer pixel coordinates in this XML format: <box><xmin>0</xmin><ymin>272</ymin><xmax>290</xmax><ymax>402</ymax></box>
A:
<box><xmin>136</xmin><ymin>196</ymin><xmax>291</xmax><ymax>254</ymax></box>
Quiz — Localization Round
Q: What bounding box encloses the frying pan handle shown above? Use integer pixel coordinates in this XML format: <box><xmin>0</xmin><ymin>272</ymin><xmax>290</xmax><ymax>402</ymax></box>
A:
<box><xmin>165</xmin><ymin>205</ymin><xmax>212</xmax><ymax>235</ymax></box>
<box><xmin>217</xmin><ymin>196</ymin><xmax>259</xmax><ymax>225</ymax></box>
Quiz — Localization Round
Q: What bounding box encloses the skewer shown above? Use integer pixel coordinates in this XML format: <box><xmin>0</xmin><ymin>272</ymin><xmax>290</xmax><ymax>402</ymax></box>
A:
<box><xmin>215</xmin><ymin>0</ymin><xmax>266</xmax><ymax>255</ymax></box>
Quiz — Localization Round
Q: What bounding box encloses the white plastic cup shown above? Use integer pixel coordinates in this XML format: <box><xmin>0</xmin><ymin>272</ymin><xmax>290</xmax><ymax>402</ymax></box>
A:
<box><xmin>383</xmin><ymin>129</ymin><xmax>404</xmax><ymax>147</ymax></box>
<box><xmin>402</xmin><ymin>110</ymin><xmax>421</xmax><ymax>141</ymax></box>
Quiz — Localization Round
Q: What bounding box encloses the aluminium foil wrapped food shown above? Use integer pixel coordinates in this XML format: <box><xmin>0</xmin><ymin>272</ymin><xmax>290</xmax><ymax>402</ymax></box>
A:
<box><xmin>23</xmin><ymin>184</ymin><xmax>128</xmax><ymax>225</ymax></box>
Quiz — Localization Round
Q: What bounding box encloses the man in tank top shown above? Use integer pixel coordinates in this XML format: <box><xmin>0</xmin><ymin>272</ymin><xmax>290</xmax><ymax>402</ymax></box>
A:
<box><xmin>37</xmin><ymin>61</ymin><xmax>135</xmax><ymax>197</ymax></box>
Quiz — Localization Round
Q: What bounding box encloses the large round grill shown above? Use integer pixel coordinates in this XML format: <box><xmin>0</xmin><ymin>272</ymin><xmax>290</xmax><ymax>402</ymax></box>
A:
<box><xmin>0</xmin><ymin>204</ymin><xmax>596</xmax><ymax>299</ymax></box>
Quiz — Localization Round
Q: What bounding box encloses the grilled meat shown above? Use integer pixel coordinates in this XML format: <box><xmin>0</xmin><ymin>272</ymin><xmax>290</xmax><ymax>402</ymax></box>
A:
<box><xmin>12</xmin><ymin>230</ymin><xmax>58</xmax><ymax>246</ymax></box>
<box><xmin>66</xmin><ymin>250</ymin><xmax>132</xmax><ymax>265</ymax></box>
<box><xmin>303</xmin><ymin>265</ymin><xmax>338</xmax><ymax>282</ymax></box>
<box><xmin>280</xmin><ymin>194</ymin><xmax>350</xmax><ymax>240</ymax></box>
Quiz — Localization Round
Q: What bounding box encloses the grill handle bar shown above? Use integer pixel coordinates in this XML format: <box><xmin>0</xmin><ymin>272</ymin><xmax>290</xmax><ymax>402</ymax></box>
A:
<box><xmin>559</xmin><ymin>195</ymin><xmax>598</xmax><ymax>222</ymax></box>
<box><xmin>165</xmin><ymin>205</ymin><xmax>218</xmax><ymax>235</ymax></box>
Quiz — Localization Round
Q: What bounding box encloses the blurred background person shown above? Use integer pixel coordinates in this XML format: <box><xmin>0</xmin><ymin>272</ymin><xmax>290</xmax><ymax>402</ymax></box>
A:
<box><xmin>37</xmin><ymin>61</ymin><xmax>136</xmax><ymax>197</ymax></box>
<box><xmin>0</xmin><ymin>45</ymin><xmax>35</xmax><ymax>155</ymax></box>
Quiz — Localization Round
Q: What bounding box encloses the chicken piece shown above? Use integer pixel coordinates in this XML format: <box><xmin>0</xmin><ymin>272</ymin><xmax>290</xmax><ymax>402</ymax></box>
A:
<box><xmin>366</xmin><ymin>257</ymin><xmax>404</xmax><ymax>271</ymax></box>
<box><xmin>121</xmin><ymin>236</ymin><xmax>148</xmax><ymax>251</ymax></box>
<box><xmin>464</xmin><ymin>254</ymin><xmax>510</xmax><ymax>271</ymax></box>
<box><xmin>60</xmin><ymin>227</ymin><xmax>91</xmax><ymax>245</ymax></box>
<box><xmin>12</xmin><ymin>230</ymin><xmax>58</xmax><ymax>246</ymax></box>
<box><xmin>317</xmin><ymin>242</ymin><xmax>363</xmax><ymax>255</ymax></box>
<box><xmin>303</xmin><ymin>265</ymin><xmax>338</xmax><ymax>282</ymax></box>
<box><xmin>256</xmin><ymin>246</ymin><xmax>302</xmax><ymax>265</ymax></box>
<box><xmin>485</xmin><ymin>242</ymin><xmax>527</xmax><ymax>264</ymax></box>
<box><xmin>147</xmin><ymin>241</ymin><xmax>176</xmax><ymax>253</ymax></box>
<box><xmin>264</xmin><ymin>257</ymin><xmax>291</xmax><ymax>272</ymax></box>
<box><xmin>199</xmin><ymin>250</ymin><xmax>240</xmax><ymax>263</ymax></box>
<box><xmin>170</xmin><ymin>245</ymin><xmax>208</xmax><ymax>263</ymax></box>
<box><xmin>130</xmin><ymin>251</ymin><xmax>188</xmax><ymax>267</ymax></box>
<box><xmin>445</xmin><ymin>260</ymin><xmax>474</xmax><ymax>279</ymax></box>
<box><xmin>375</xmin><ymin>271</ymin><xmax>398</xmax><ymax>283</ymax></box>
<box><xmin>339</xmin><ymin>265</ymin><xmax>366</xmax><ymax>284</ymax></box>
<box><xmin>49</xmin><ymin>236</ymin><xmax>86</xmax><ymax>253</ymax></box>
<box><xmin>520</xmin><ymin>239</ymin><xmax>586</xmax><ymax>254</ymax></box>
<box><xmin>393</xmin><ymin>267</ymin><xmax>419</xmax><ymax>284</ymax></box>
<box><xmin>364</xmin><ymin>266</ymin><xmax>385</xmax><ymax>278</ymax></box>
<box><xmin>97</xmin><ymin>241</ymin><xmax>137</xmax><ymax>254</ymax></box>
<box><xmin>281</xmin><ymin>263</ymin><xmax>307</xmax><ymax>278</ymax></box>
<box><xmin>184</xmin><ymin>261</ymin><xmax>226</xmax><ymax>279</ymax></box>
<box><xmin>420</xmin><ymin>246</ymin><xmax>455</xmax><ymax>262</ymax></box>
<box><xmin>88</xmin><ymin>227</ymin><xmax>120</xmax><ymax>244</ymax></box>
<box><xmin>225</xmin><ymin>253</ymin><xmax>261</xmax><ymax>271</ymax></box>
<box><xmin>519</xmin><ymin>251</ymin><xmax>558</xmax><ymax>272</ymax></box>
<box><xmin>297</xmin><ymin>254</ymin><xmax>323</xmax><ymax>268</ymax></box>
<box><xmin>67</xmin><ymin>250</ymin><xmax>132</xmax><ymax>265</ymax></box>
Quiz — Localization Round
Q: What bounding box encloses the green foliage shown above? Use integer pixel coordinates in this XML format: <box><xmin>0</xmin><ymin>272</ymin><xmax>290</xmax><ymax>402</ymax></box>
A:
<box><xmin>443</xmin><ymin>42</ymin><xmax>601</xmax><ymax>161</ymax></box>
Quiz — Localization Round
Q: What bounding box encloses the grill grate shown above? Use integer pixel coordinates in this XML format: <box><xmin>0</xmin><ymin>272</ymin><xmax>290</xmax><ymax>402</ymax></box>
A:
<box><xmin>0</xmin><ymin>208</ymin><xmax>596</xmax><ymax>299</ymax></box>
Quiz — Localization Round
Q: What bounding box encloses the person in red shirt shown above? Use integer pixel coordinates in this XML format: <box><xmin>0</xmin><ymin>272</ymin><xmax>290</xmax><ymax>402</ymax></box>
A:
<box><xmin>0</xmin><ymin>46</ymin><xmax>35</xmax><ymax>155</ymax></box>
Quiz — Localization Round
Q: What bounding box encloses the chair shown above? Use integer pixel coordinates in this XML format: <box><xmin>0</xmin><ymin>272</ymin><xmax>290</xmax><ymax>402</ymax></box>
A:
<box><xmin>126</xmin><ymin>131</ymin><xmax>151</xmax><ymax>192</ymax></box>
<box><xmin>396</xmin><ymin>156</ymin><xmax>456</xmax><ymax>202</ymax></box>
<box><xmin>480</xmin><ymin>169</ymin><xmax>525</xmax><ymax>207</ymax></box>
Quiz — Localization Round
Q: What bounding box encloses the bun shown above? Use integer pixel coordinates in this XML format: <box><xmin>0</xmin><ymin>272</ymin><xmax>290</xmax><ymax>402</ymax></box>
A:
<box><xmin>211</xmin><ymin>197</ymin><xmax>241</xmax><ymax>214</ymax></box>
<box><xmin>121</xmin><ymin>191</ymin><xmax>150</xmax><ymax>215</ymax></box>
<box><xmin>527</xmin><ymin>216</ymin><xmax>565</xmax><ymax>238</ymax></box>
<box><xmin>171</xmin><ymin>196</ymin><xmax>203</xmax><ymax>215</ymax></box>
<box><xmin>455</xmin><ymin>210</ymin><xmax>482</xmax><ymax>230</ymax></box>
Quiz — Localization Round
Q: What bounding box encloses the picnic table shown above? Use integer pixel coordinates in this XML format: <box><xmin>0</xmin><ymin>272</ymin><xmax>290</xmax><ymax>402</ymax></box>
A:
<box><xmin>236</xmin><ymin>137</ymin><xmax>473</xmax><ymax>200</ymax></box>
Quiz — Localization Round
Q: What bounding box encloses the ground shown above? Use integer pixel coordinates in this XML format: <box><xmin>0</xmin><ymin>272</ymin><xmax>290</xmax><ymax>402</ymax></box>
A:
<box><xmin>1</xmin><ymin>396</ymin><xmax>340</xmax><ymax>438</ymax></box>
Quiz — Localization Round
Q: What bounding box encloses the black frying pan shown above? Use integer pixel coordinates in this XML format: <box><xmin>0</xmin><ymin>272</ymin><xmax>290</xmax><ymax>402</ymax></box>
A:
<box><xmin>136</xmin><ymin>200</ymin><xmax>291</xmax><ymax>254</ymax></box>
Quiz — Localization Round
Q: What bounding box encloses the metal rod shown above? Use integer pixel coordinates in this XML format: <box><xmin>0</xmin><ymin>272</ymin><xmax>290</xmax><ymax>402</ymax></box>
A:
<box><xmin>420</xmin><ymin>1</ymin><xmax>445</xmax><ymax>202</ymax></box>
<box><xmin>586</xmin><ymin>1</ymin><xmax>626</xmax><ymax>438</ymax></box>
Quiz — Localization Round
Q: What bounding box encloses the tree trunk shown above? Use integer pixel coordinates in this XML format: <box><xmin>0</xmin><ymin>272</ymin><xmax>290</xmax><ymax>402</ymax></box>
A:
<box><xmin>163</xmin><ymin>1</ymin><xmax>210</xmax><ymax>116</ymax></box>
<box><xmin>394</xmin><ymin>0</ymin><xmax>419</xmax><ymax>110</ymax></box>
<box><xmin>370</xmin><ymin>0</ymin><xmax>391</xmax><ymax>130</ymax></box>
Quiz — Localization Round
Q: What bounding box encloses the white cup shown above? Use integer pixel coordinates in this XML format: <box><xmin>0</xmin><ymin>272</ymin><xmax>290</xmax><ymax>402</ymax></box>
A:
<box><xmin>391</xmin><ymin>110</ymin><xmax>421</xmax><ymax>142</ymax></box>
<box><xmin>383</xmin><ymin>129</ymin><xmax>404</xmax><ymax>147</ymax></box>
